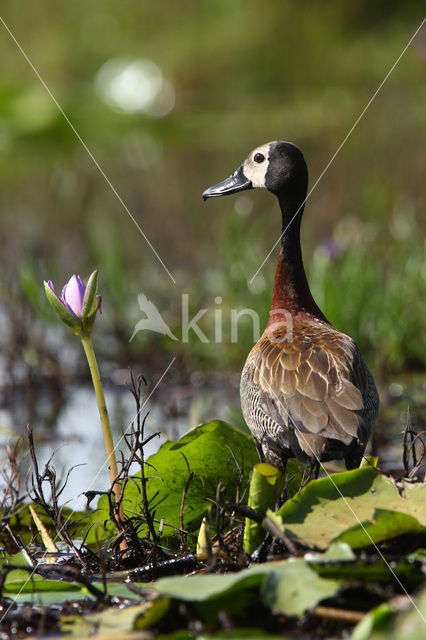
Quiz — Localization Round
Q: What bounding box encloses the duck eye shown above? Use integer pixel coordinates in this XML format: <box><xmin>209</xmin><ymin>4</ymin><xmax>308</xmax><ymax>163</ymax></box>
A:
<box><xmin>253</xmin><ymin>153</ymin><xmax>265</xmax><ymax>164</ymax></box>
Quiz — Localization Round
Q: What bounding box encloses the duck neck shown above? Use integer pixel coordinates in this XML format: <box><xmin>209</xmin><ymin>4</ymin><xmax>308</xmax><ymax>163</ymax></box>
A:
<box><xmin>268</xmin><ymin>193</ymin><xmax>328</xmax><ymax>326</ymax></box>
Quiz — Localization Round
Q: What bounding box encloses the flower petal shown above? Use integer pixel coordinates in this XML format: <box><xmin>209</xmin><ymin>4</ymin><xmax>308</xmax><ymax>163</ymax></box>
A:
<box><xmin>44</xmin><ymin>280</ymin><xmax>79</xmax><ymax>329</ymax></box>
<box><xmin>48</xmin><ymin>280</ymin><xmax>67</xmax><ymax>308</ymax></box>
<box><xmin>63</xmin><ymin>275</ymin><xmax>86</xmax><ymax>317</ymax></box>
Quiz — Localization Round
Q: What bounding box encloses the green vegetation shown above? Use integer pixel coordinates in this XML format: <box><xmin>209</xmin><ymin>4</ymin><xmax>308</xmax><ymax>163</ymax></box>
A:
<box><xmin>1</xmin><ymin>422</ymin><xmax>425</xmax><ymax>637</ymax></box>
<box><xmin>0</xmin><ymin>3</ymin><xmax>425</xmax><ymax>638</ymax></box>
<box><xmin>86</xmin><ymin>420</ymin><xmax>260</xmax><ymax>544</ymax></box>
<box><xmin>0</xmin><ymin>1</ymin><xmax>425</xmax><ymax>380</ymax></box>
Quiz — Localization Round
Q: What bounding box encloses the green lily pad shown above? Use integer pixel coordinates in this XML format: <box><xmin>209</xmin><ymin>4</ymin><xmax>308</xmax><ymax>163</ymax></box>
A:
<box><xmin>334</xmin><ymin>508</ymin><xmax>425</xmax><ymax>548</ymax></box>
<box><xmin>351</xmin><ymin>585</ymin><xmax>426</xmax><ymax>639</ymax></box>
<box><xmin>87</xmin><ymin>421</ymin><xmax>259</xmax><ymax>543</ymax></box>
<box><xmin>7</xmin><ymin>503</ymin><xmax>90</xmax><ymax>545</ymax></box>
<box><xmin>350</xmin><ymin>602</ymin><xmax>396</xmax><ymax>640</ymax></box>
<box><xmin>142</xmin><ymin>564</ymin><xmax>268</xmax><ymax>602</ymax></box>
<box><xmin>261</xmin><ymin>559</ymin><xmax>341</xmax><ymax>617</ymax></box>
<box><xmin>389</xmin><ymin>585</ymin><xmax>426</xmax><ymax>640</ymax></box>
<box><xmin>273</xmin><ymin>468</ymin><xmax>426</xmax><ymax>549</ymax></box>
<box><xmin>308</xmin><ymin>555</ymin><xmax>424</xmax><ymax>587</ymax></box>
<box><xmin>61</xmin><ymin>598</ymin><xmax>170</xmax><ymax>636</ymax></box>
<box><xmin>0</xmin><ymin>549</ymin><xmax>33</xmax><ymax>569</ymax></box>
<box><xmin>0</xmin><ymin>552</ymin><xmax>99</xmax><ymax>604</ymax></box>
<box><xmin>3</xmin><ymin>567</ymin><xmax>83</xmax><ymax>600</ymax></box>
<box><xmin>143</xmin><ymin>558</ymin><xmax>341</xmax><ymax>619</ymax></box>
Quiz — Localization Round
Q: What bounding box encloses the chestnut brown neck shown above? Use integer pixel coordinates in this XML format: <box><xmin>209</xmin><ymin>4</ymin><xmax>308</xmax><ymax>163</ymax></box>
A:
<box><xmin>267</xmin><ymin>194</ymin><xmax>328</xmax><ymax>327</ymax></box>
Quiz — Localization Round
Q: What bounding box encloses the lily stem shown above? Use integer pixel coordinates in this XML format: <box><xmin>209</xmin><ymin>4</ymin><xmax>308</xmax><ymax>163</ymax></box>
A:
<box><xmin>81</xmin><ymin>336</ymin><xmax>126</xmax><ymax>543</ymax></box>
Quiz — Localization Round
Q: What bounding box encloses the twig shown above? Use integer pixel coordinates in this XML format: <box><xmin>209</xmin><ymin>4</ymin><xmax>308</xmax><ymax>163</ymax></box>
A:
<box><xmin>26</xmin><ymin>426</ymin><xmax>87</xmax><ymax>565</ymax></box>
<box><xmin>402</xmin><ymin>408</ymin><xmax>426</xmax><ymax>479</ymax></box>
<box><xmin>126</xmin><ymin>372</ymin><xmax>160</xmax><ymax>544</ymax></box>
<box><xmin>263</xmin><ymin>516</ymin><xmax>298</xmax><ymax>555</ymax></box>
<box><xmin>310</xmin><ymin>605</ymin><xmax>365</xmax><ymax>623</ymax></box>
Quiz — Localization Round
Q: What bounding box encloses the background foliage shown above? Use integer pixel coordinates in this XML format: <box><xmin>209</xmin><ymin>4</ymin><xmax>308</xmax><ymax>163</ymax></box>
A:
<box><xmin>0</xmin><ymin>1</ymin><xmax>425</xmax><ymax>397</ymax></box>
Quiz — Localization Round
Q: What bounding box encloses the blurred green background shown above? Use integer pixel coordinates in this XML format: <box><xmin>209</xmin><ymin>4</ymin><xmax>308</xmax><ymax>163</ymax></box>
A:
<box><xmin>0</xmin><ymin>1</ymin><xmax>425</xmax><ymax>408</ymax></box>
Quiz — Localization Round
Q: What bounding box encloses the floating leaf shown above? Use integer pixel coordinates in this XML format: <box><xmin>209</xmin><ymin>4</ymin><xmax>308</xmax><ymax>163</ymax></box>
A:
<box><xmin>8</xmin><ymin>504</ymin><xmax>89</xmax><ymax>545</ymax></box>
<box><xmin>61</xmin><ymin>598</ymin><xmax>170</xmax><ymax>636</ymax></box>
<box><xmin>87</xmin><ymin>421</ymin><xmax>259</xmax><ymax>543</ymax></box>
<box><xmin>350</xmin><ymin>586</ymin><xmax>426</xmax><ymax>640</ymax></box>
<box><xmin>389</xmin><ymin>585</ymin><xmax>426</xmax><ymax>639</ymax></box>
<box><xmin>334</xmin><ymin>508</ymin><xmax>425</xmax><ymax>548</ymax></box>
<box><xmin>350</xmin><ymin>602</ymin><xmax>396</xmax><ymax>640</ymax></box>
<box><xmin>0</xmin><ymin>552</ymin><xmax>97</xmax><ymax>604</ymax></box>
<box><xmin>3</xmin><ymin>568</ymin><xmax>81</xmax><ymax>596</ymax></box>
<box><xmin>307</xmin><ymin>555</ymin><xmax>423</xmax><ymax>588</ymax></box>
<box><xmin>143</xmin><ymin>565</ymin><xmax>267</xmax><ymax>602</ymax></box>
<box><xmin>0</xmin><ymin>549</ymin><xmax>33</xmax><ymax>569</ymax></box>
<box><xmin>273</xmin><ymin>468</ymin><xmax>426</xmax><ymax>549</ymax></box>
<box><xmin>261</xmin><ymin>559</ymin><xmax>342</xmax><ymax>617</ymax></box>
<box><xmin>143</xmin><ymin>558</ymin><xmax>341</xmax><ymax>619</ymax></box>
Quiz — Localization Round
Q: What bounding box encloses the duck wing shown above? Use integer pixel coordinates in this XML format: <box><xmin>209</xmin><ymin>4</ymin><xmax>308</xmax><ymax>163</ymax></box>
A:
<box><xmin>242</xmin><ymin>321</ymin><xmax>378</xmax><ymax>464</ymax></box>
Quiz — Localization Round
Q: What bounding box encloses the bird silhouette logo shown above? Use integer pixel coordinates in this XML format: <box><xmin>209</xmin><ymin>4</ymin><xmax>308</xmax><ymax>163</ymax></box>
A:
<box><xmin>130</xmin><ymin>294</ymin><xmax>178</xmax><ymax>342</ymax></box>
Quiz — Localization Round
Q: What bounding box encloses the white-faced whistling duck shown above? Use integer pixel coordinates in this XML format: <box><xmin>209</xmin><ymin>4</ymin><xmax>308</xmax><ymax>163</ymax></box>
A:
<box><xmin>203</xmin><ymin>141</ymin><xmax>379</xmax><ymax>476</ymax></box>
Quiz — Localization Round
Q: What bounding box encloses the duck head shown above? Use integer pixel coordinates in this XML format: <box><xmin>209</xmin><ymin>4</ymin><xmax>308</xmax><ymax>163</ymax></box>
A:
<box><xmin>202</xmin><ymin>141</ymin><xmax>308</xmax><ymax>200</ymax></box>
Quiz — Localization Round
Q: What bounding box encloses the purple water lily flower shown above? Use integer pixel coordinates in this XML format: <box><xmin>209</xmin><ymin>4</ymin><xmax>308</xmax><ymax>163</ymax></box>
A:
<box><xmin>48</xmin><ymin>274</ymin><xmax>101</xmax><ymax>317</ymax></box>
<box><xmin>45</xmin><ymin>270</ymin><xmax>100</xmax><ymax>337</ymax></box>
<box><xmin>47</xmin><ymin>274</ymin><xmax>86</xmax><ymax>317</ymax></box>
<box><xmin>62</xmin><ymin>275</ymin><xmax>86</xmax><ymax>316</ymax></box>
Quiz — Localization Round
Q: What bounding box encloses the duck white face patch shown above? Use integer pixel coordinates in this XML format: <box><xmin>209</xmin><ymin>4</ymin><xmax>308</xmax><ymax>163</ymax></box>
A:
<box><xmin>242</xmin><ymin>142</ymin><xmax>272</xmax><ymax>188</ymax></box>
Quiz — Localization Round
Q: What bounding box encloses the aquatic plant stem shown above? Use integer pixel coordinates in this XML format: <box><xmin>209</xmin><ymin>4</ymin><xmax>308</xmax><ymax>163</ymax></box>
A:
<box><xmin>81</xmin><ymin>336</ymin><xmax>126</xmax><ymax>542</ymax></box>
<box><xmin>81</xmin><ymin>336</ymin><xmax>118</xmax><ymax>482</ymax></box>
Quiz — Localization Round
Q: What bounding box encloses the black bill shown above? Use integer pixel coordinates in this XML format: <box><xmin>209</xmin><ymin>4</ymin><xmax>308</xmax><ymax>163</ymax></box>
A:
<box><xmin>202</xmin><ymin>165</ymin><xmax>252</xmax><ymax>200</ymax></box>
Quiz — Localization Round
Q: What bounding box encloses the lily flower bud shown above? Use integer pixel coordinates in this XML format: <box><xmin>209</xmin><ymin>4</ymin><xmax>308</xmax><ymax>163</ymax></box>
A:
<box><xmin>44</xmin><ymin>270</ymin><xmax>100</xmax><ymax>337</ymax></box>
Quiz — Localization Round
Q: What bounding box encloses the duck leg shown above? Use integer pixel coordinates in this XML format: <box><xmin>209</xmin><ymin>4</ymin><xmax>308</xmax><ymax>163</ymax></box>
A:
<box><xmin>345</xmin><ymin>450</ymin><xmax>363</xmax><ymax>470</ymax></box>
<box><xmin>255</xmin><ymin>439</ymin><xmax>265</xmax><ymax>463</ymax></box>
<box><xmin>276</xmin><ymin>459</ymin><xmax>289</xmax><ymax>507</ymax></box>
<box><xmin>300</xmin><ymin>458</ymin><xmax>320</xmax><ymax>488</ymax></box>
